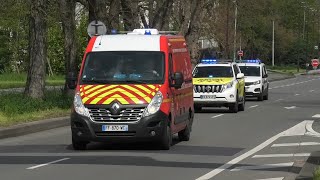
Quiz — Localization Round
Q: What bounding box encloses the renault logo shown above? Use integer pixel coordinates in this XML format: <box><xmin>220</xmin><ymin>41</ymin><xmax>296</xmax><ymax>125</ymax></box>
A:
<box><xmin>111</xmin><ymin>103</ymin><xmax>120</xmax><ymax>112</ymax></box>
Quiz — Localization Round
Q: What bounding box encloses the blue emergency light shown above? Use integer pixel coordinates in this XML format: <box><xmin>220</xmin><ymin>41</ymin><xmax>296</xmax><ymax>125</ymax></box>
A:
<box><xmin>201</xmin><ymin>59</ymin><xmax>217</xmax><ymax>64</ymax></box>
<box><xmin>145</xmin><ymin>30</ymin><xmax>152</xmax><ymax>35</ymax></box>
<box><xmin>241</xmin><ymin>59</ymin><xmax>261</xmax><ymax>63</ymax></box>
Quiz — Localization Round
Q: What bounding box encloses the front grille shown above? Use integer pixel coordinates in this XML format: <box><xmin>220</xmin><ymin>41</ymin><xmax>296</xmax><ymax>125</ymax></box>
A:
<box><xmin>245</xmin><ymin>82</ymin><xmax>254</xmax><ymax>86</ymax></box>
<box><xmin>88</xmin><ymin>107</ymin><xmax>145</xmax><ymax>122</ymax></box>
<box><xmin>194</xmin><ymin>85</ymin><xmax>224</xmax><ymax>93</ymax></box>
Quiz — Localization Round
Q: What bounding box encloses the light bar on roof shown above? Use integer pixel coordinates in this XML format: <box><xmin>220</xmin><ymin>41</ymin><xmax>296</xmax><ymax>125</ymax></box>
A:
<box><xmin>128</xmin><ymin>29</ymin><xmax>160</xmax><ymax>35</ymax></box>
<box><xmin>240</xmin><ymin>59</ymin><xmax>261</xmax><ymax>63</ymax></box>
<box><xmin>201</xmin><ymin>59</ymin><xmax>217</xmax><ymax>64</ymax></box>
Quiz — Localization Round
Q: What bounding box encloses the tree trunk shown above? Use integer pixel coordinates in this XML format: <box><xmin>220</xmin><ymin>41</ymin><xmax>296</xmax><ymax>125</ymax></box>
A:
<box><xmin>24</xmin><ymin>0</ymin><xmax>47</xmax><ymax>99</ymax></box>
<box><xmin>59</xmin><ymin>0</ymin><xmax>77</xmax><ymax>93</ymax></box>
<box><xmin>120</xmin><ymin>0</ymin><xmax>140</xmax><ymax>31</ymax></box>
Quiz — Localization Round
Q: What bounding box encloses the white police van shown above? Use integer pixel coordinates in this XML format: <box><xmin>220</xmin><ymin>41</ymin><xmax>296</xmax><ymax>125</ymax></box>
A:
<box><xmin>237</xmin><ymin>60</ymin><xmax>269</xmax><ymax>101</ymax></box>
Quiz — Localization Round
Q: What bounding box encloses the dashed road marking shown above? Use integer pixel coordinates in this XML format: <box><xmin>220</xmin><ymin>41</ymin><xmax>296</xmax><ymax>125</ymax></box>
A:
<box><xmin>294</xmin><ymin>94</ymin><xmax>300</xmax><ymax>96</ymax></box>
<box><xmin>309</xmin><ymin>90</ymin><xmax>315</xmax><ymax>92</ymax></box>
<box><xmin>256</xmin><ymin>178</ymin><xmax>284</xmax><ymax>180</ymax></box>
<box><xmin>230</xmin><ymin>162</ymin><xmax>294</xmax><ymax>172</ymax></box>
<box><xmin>275</xmin><ymin>99</ymin><xmax>283</xmax><ymax>102</ymax></box>
<box><xmin>211</xmin><ymin>114</ymin><xmax>224</xmax><ymax>119</ymax></box>
<box><xmin>249</xmin><ymin>105</ymin><xmax>259</xmax><ymax>109</ymax></box>
<box><xmin>27</xmin><ymin>158</ymin><xmax>70</xmax><ymax>170</ymax></box>
<box><xmin>284</xmin><ymin>106</ymin><xmax>296</xmax><ymax>109</ymax></box>
<box><xmin>272</xmin><ymin>142</ymin><xmax>320</xmax><ymax>147</ymax></box>
<box><xmin>196</xmin><ymin>121</ymin><xmax>308</xmax><ymax>180</ymax></box>
<box><xmin>252</xmin><ymin>153</ymin><xmax>310</xmax><ymax>158</ymax></box>
<box><xmin>312</xmin><ymin>114</ymin><xmax>320</xmax><ymax>118</ymax></box>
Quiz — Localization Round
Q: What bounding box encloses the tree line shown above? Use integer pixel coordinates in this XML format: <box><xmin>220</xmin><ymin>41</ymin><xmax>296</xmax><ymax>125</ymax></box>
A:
<box><xmin>0</xmin><ymin>0</ymin><xmax>319</xmax><ymax>99</ymax></box>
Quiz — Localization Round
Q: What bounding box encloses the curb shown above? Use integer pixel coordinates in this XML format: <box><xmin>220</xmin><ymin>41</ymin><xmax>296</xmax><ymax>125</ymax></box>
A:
<box><xmin>0</xmin><ymin>116</ymin><xmax>69</xmax><ymax>139</ymax></box>
<box><xmin>296</xmin><ymin>151</ymin><xmax>320</xmax><ymax>180</ymax></box>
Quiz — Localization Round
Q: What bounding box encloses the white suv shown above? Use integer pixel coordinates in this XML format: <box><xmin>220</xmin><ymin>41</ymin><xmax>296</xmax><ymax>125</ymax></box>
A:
<box><xmin>193</xmin><ymin>60</ymin><xmax>246</xmax><ymax>113</ymax></box>
<box><xmin>237</xmin><ymin>60</ymin><xmax>269</xmax><ymax>101</ymax></box>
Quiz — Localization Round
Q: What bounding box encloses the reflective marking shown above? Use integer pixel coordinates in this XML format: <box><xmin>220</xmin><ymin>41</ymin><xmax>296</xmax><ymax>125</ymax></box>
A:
<box><xmin>312</xmin><ymin>114</ymin><xmax>320</xmax><ymax>118</ymax></box>
<box><xmin>230</xmin><ymin>162</ymin><xmax>294</xmax><ymax>171</ymax></box>
<box><xmin>284</xmin><ymin>106</ymin><xmax>296</xmax><ymax>109</ymax></box>
<box><xmin>27</xmin><ymin>158</ymin><xmax>70</xmax><ymax>170</ymax></box>
<box><xmin>249</xmin><ymin>105</ymin><xmax>259</xmax><ymax>109</ymax></box>
<box><xmin>252</xmin><ymin>153</ymin><xmax>310</xmax><ymax>158</ymax></box>
<box><xmin>272</xmin><ymin>142</ymin><xmax>320</xmax><ymax>147</ymax></box>
<box><xmin>275</xmin><ymin>99</ymin><xmax>283</xmax><ymax>102</ymax></box>
<box><xmin>211</xmin><ymin>114</ymin><xmax>224</xmax><ymax>119</ymax></box>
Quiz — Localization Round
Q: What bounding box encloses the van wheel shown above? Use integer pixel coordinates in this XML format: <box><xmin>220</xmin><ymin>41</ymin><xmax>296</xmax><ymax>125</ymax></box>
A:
<box><xmin>159</xmin><ymin>123</ymin><xmax>172</xmax><ymax>150</ymax></box>
<box><xmin>238</xmin><ymin>96</ymin><xmax>245</xmax><ymax>111</ymax></box>
<box><xmin>72</xmin><ymin>136</ymin><xmax>88</xmax><ymax>150</ymax></box>
<box><xmin>263</xmin><ymin>88</ymin><xmax>269</xmax><ymax>100</ymax></box>
<box><xmin>229</xmin><ymin>94</ymin><xmax>239</xmax><ymax>113</ymax></box>
<box><xmin>178</xmin><ymin>119</ymin><xmax>191</xmax><ymax>141</ymax></box>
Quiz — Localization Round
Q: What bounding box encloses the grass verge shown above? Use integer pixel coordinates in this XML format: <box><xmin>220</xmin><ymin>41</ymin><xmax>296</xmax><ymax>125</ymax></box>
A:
<box><xmin>0</xmin><ymin>73</ymin><xmax>65</xmax><ymax>89</ymax></box>
<box><xmin>314</xmin><ymin>167</ymin><xmax>320</xmax><ymax>180</ymax></box>
<box><xmin>0</xmin><ymin>90</ymin><xmax>72</xmax><ymax>127</ymax></box>
<box><xmin>267</xmin><ymin>65</ymin><xmax>305</xmax><ymax>75</ymax></box>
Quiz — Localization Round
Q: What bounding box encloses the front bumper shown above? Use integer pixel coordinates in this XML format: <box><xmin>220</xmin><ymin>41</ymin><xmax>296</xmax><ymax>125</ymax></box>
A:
<box><xmin>71</xmin><ymin>110</ymin><xmax>168</xmax><ymax>142</ymax></box>
<box><xmin>245</xmin><ymin>84</ymin><xmax>262</xmax><ymax>97</ymax></box>
<box><xmin>193</xmin><ymin>89</ymin><xmax>237</xmax><ymax>107</ymax></box>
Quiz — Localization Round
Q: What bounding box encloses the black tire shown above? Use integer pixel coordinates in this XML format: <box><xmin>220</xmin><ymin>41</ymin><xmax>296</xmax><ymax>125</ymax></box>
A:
<box><xmin>263</xmin><ymin>88</ymin><xmax>269</xmax><ymax>100</ymax></box>
<box><xmin>229</xmin><ymin>93</ymin><xmax>239</xmax><ymax>113</ymax></box>
<box><xmin>159</xmin><ymin>123</ymin><xmax>172</xmax><ymax>150</ymax></box>
<box><xmin>238</xmin><ymin>95</ymin><xmax>245</xmax><ymax>111</ymax></box>
<box><xmin>178</xmin><ymin>117</ymin><xmax>191</xmax><ymax>141</ymax></box>
<box><xmin>257</xmin><ymin>92</ymin><xmax>264</xmax><ymax>101</ymax></box>
<box><xmin>194</xmin><ymin>106</ymin><xmax>202</xmax><ymax>113</ymax></box>
<box><xmin>72</xmin><ymin>137</ymin><xmax>88</xmax><ymax>150</ymax></box>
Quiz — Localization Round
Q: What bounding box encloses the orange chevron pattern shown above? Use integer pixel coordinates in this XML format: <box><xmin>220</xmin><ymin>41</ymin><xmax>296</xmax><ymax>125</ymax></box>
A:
<box><xmin>80</xmin><ymin>84</ymin><xmax>161</xmax><ymax>105</ymax></box>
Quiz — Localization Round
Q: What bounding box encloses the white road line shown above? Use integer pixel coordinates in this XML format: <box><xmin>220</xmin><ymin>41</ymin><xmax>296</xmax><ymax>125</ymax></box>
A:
<box><xmin>312</xmin><ymin>114</ymin><xmax>320</xmax><ymax>118</ymax></box>
<box><xmin>294</xmin><ymin>94</ymin><xmax>300</xmax><ymax>96</ymax></box>
<box><xmin>272</xmin><ymin>142</ymin><xmax>320</xmax><ymax>147</ymax></box>
<box><xmin>256</xmin><ymin>177</ymin><xmax>284</xmax><ymax>180</ymax></box>
<box><xmin>230</xmin><ymin>162</ymin><xmax>294</xmax><ymax>172</ymax></box>
<box><xmin>252</xmin><ymin>153</ymin><xmax>310</xmax><ymax>158</ymax></box>
<box><xmin>275</xmin><ymin>99</ymin><xmax>283</xmax><ymax>102</ymax></box>
<box><xmin>27</xmin><ymin>158</ymin><xmax>70</xmax><ymax>170</ymax></box>
<box><xmin>305</xmin><ymin>120</ymin><xmax>320</xmax><ymax>136</ymax></box>
<box><xmin>195</xmin><ymin>121</ymin><xmax>308</xmax><ymax>180</ymax></box>
<box><xmin>284</xmin><ymin>106</ymin><xmax>296</xmax><ymax>109</ymax></box>
<box><xmin>249</xmin><ymin>105</ymin><xmax>259</xmax><ymax>109</ymax></box>
<box><xmin>309</xmin><ymin>90</ymin><xmax>315</xmax><ymax>92</ymax></box>
<box><xmin>211</xmin><ymin>114</ymin><xmax>224</xmax><ymax>119</ymax></box>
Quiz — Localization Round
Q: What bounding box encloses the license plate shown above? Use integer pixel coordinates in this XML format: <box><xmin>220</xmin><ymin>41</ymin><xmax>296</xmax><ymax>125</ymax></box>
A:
<box><xmin>200</xmin><ymin>95</ymin><xmax>216</xmax><ymax>99</ymax></box>
<box><xmin>102</xmin><ymin>125</ymin><xmax>128</xmax><ymax>132</ymax></box>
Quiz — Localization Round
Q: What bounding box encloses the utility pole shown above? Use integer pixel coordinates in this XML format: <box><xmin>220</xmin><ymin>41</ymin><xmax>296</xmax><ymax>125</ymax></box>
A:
<box><xmin>233</xmin><ymin>0</ymin><xmax>238</xmax><ymax>62</ymax></box>
<box><xmin>272</xmin><ymin>20</ymin><xmax>275</xmax><ymax>67</ymax></box>
<box><xmin>239</xmin><ymin>35</ymin><xmax>242</xmax><ymax>61</ymax></box>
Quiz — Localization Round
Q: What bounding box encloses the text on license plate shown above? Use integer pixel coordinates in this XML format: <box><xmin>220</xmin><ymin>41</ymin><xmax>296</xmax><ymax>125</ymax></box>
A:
<box><xmin>102</xmin><ymin>125</ymin><xmax>128</xmax><ymax>132</ymax></box>
<box><xmin>200</xmin><ymin>95</ymin><xmax>216</xmax><ymax>99</ymax></box>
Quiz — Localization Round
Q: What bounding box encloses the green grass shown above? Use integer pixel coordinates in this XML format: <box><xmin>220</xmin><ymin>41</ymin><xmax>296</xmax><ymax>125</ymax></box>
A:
<box><xmin>0</xmin><ymin>91</ymin><xmax>72</xmax><ymax>127</ymax></box>
<box><xmin>267</xmin><ymin>65</ymin><xmax>304</xmax><ymax>75</ymax></box>
<box><xmin>0</xmin><ymin>73</ymin><xmax>65</xmax><ymax>89</ymax></box>
<box><xmin>314</xmin><ymin>167</ymin><xmax>320</xmax><ymax>180</ymax></box>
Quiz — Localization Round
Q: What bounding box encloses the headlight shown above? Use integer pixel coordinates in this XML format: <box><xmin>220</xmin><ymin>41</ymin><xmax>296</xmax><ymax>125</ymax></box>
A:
<box><xmin>253</xmin><ymin>80</ymin><xmax>261</xmax><ymax>85</ymax></box>
<box><xmin>143</xmin><ymin>91</ymin><xmax>163</xmax><ymax>117</ymax></box>
<box><xmin>74</xmin><ymin>92</ymin><xmax>90</xmax><ymax>117</ymax></box>
<box><xmin>224</xmin><ymin>81</ymin><xmax>234</xmax><ymax>89</ymax></box>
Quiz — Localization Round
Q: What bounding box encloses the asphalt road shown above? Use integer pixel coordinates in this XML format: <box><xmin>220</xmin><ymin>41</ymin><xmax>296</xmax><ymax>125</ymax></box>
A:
<box><xmin>0</xmin><ymin>75</ymin><xmax>320</xmax><ymax>180</ymax></box>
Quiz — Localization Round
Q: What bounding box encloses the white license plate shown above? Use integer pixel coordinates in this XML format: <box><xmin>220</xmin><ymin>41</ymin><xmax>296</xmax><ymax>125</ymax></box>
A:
<box><xmin>200</xmin><ymin>95</ymin><xmax>216</xmax><ymax>99</ymax></box>
<box><xmin>102</xmin><ymin>125</ymin><xmax>128</xmax><ymax>132</ymax></box>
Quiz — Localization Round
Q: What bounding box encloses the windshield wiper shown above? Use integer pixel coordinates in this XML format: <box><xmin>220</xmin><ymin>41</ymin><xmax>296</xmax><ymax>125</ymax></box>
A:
<box><xmin>123</xmin><ymin>80</ymin><xmax>149</xmax><ymax>84</ymax></box>
<box><xmin>82</xmin><ymin>79</ymin><xmax>110</xmax><ymax>84</ymax></box>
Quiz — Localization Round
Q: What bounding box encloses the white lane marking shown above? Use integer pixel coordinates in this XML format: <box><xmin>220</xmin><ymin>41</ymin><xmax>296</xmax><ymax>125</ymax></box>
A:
<box><xmin>270</xmin><ymin>78</ymin><xmax>320</xmax><ymax>89</ymax></box>
<box><xmin>309</xmin><ymin>90</ymin><xmax>315</xmax><ymax>92</ymax></box>
<box><xmin>195</xmin><ymin>121</ymin><xmax>308</xmax><ymax>180</ymax></box>
<box><xmin>256</xmin><ymin>177</ymin><xmax>284</xmax><ymax>180</ymax></box>
<box><xmin>27</xmin><ymin>158</ymin><xmax>70</xmax><ymax>170</ymax></box>
<box><xmin>249</xmin><ymin>105</ymin><xmax>259</xmax><ymax>109</ymax></box>
<box><xmin>252</xmin><ymin>153</ymin><xmax>310</xmax><ymax>158</ymax></box>
<box><xmin>230</xmin><ymin>162</ymin><xmax>294</xmax><ymax>172</ymax></box>
<box><xmin>294</xmin><ymin>94</ymin><xmax>300</xmax><ymax>96</ymax></box>
<box><xmin>312</xmin><ymin>114</ymin><xmax>320</xmax><ymax>118</ymax></box>
<box><xmin>211</xmin><ymin>114</ymin><xmax>224</xmax><ymax>119</ymax></box>
<box><xmin>275</xmin><ymin>99</ymin><xmax>283</xmax><ymax>102</ymax></box>
<box><xmin>272</xmin><ymin>142</ymin><xmax>320</xmax><ymax>147</ymax></box>
<box><xmin>284</xmin><ymin>106</ymin><xmax>296</xmax><ymax>109</ymax></box>
<box><xmin>305</xmin><ymin>120</ymin><xmax>320</xmax><ymax>136</ymax></box>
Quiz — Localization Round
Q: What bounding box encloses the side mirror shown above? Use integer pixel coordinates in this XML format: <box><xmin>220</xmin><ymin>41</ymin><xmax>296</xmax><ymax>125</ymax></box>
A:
<box><xmin>263</xmin><ymin>74</ymin><xmax>268</xmax><ymax>78</ymax></box>
<box><xmin>236</xmin><ymin>73</ymin><xmax>244</xmax><ymax>79</ymax></box>
<box><xmin>67</xmin><ymin>72</ymin><xmax>77</xmax><ymax>89</ymax></box>
<box><xmin>172</xmin><ymin>72</ymin><xmax>184</xmax><ymax>89</ymax></box>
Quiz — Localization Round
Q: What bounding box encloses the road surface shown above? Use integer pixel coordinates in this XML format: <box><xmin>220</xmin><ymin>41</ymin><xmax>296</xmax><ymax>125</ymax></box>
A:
<box><xmin>0</xmin><ymin>75</ymin><xmax>320</xmax><ymax>180</ymax></box>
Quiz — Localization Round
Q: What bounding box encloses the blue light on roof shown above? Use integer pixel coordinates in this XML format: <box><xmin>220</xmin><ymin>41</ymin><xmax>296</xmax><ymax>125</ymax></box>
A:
<box><xmin>201</xmin><ymin>59</ymin><xmax>217</xmax><ymax>64</ymax></box>
<box><xmin>241</xmin><ymin>59</ymin><xmax>261</xmax><ymax>63</ymax></box>
<box><xmin>145</xmin><ymin>30</ymin><xmax>152</xmax><ymax>35</ymax></box>
<box><xmin>111</xmin><ymin>29</ymin><xmax>117</xmax><ymax>34</ymax></box>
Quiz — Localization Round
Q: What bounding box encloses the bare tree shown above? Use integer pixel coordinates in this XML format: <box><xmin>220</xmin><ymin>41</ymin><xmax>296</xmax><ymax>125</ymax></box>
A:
<box><xmin>24</xmin><ymin>0</ymin><xmax>48</xmax><ymax>99</ymax></box>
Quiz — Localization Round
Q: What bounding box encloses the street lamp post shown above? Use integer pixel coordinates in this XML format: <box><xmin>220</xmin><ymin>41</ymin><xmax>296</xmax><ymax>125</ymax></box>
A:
<box><xmin>233</xmin><ymin>0</ymin><xmax>238</xmax><ymax>62</ymax></box>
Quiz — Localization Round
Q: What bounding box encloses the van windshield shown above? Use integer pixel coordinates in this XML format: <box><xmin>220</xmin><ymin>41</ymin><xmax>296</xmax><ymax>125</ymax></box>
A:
<box><xmin>239</xmin><ymin>66</ymin><xmax>260</xmax><ymax>76</ymax></box>
<box><xmin>193</xmin><ymin>66</ymin><xmax>234</xmax><ymax>78</ymax></box>
<box><xmin>80</xmin><ymin>51</ymin><xmax>165</xmax><ymax>84</ymax></box>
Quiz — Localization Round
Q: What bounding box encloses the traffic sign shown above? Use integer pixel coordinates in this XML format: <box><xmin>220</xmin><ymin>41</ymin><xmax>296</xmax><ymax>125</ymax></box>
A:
<box><xmin>238</xmin><ymin>50</ymin><xmax>243</xmax><ymax>57</ymax></box>
<box><xmin>311</xmin><ymin>59</ymin><xmax>319</xmax><ymax>69</ymax></box>
<box><xmin>87</xmin><ymin>20</ymin><xmax>107</xmax><ymax>37</ymax></box>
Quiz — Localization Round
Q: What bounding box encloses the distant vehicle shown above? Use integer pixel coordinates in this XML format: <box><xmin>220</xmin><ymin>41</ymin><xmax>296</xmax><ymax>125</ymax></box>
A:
<box><xmin>68</xmin><ymin>29</ymin><xmax>194</xmax><ymax>150</ymax></box>
<box><xmin>237</xmin><ymin>60</ymin><xmax>269</xmax><ymax>101</ymax></box>
<box><xmin>193</xmin><ymin>59</ymin><xmax>245</xmax><ymax>113</ymax></box>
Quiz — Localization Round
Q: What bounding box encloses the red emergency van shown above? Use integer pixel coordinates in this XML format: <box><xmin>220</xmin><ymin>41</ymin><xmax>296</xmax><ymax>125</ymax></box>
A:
<box><xmin>68</xmin><ymin>29</ymin><xmax>194</xmax><ymax>150</ymax></box>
